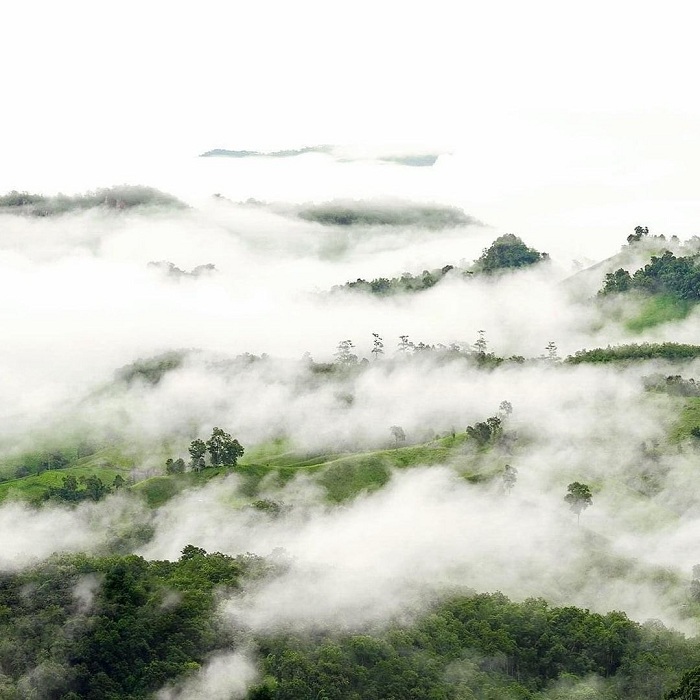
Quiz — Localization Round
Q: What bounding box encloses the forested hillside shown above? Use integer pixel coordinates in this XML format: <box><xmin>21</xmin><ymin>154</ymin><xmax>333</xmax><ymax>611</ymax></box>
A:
<box><xmin>2</xmin><ymin>177</ymin><xmax>700</xmax><ymax>699</ymax></box>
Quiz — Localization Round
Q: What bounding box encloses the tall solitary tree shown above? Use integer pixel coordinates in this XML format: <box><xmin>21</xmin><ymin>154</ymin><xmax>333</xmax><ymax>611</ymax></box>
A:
<box><xmin>545</xmin><ymin>341</ymin><xmax>560</xmax><ymax>362</ymax></box>
<box><xmin>473</xmin><ymin>330</ymin><xmax>487</xmax><ymax>354</ymax></box>
<box><xmin>565</xmin><ymin>482</ymin><xmax>593</xmax><ymax>524</ymax></box>
<box><xmin>371</xmin><ymin>333</ymin><xmax>384</xmax><ymax>360</ymax></box>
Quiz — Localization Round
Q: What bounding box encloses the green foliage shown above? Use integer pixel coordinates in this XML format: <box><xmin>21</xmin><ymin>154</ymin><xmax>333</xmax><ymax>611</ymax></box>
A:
<box><xmin>43</xmin><ymin>474</ymin><xmax>112</xmax><ymax>504</ymax></box>
<box><xmin>0</xmin><ymin>461</ymin><xmax>132</xmax><ymax>506</ymax></box>
<box><xmin>114</xmin><ymin>351</ymin><xmax>186</xmax><ymax>386</ymax></box>
<box><xmin>336</xmin><ymin>264</ymin><xmax>467</xmax><ymax>296</ymax></box>
<box><xmin>466</xmin><ymin>415</ymin><xmax>503</xmax><ymax>447</ymax></box>
<box><xmin>0</xmin><ymin>440</ymin><xmax>99</xmax><ymax>483</ymax></box>
<box><xmin>670</xmin><ymin>398</ymin><xmax>700</xmax><ymax>443</ymax></box>
<box><xmin>133</xmin><ymin>475</ymin><xmax>185</xmax><ymax>507</ymax></box>
<box><xmin>0</xmin><ymin>185</ymin><xmax>185</xmax><ymax>216</ymax></box>
<box><xmin>165</xmin><ymin>457</ymin><xmax>186</xmax><ymax>474</ymax></box>
<box><xmin>298</xmin><ymin>200</ymin><xmax>473</xmax><ymax>229</ymax></box>
<box><xmin>567</xmin><ymin>343</ymin><xmax>700</xmax><ymax>365</ymax></box>
<box><xmin>643</xmin><ymin>375</ymin><xmax>700</xmax><ymax>397</ymax></box>
<box><xmin>251</xmin><ymin>592</ymin><xmax>700</xmax><ymax>699</ymax></box>
<box><xmin>474</xmin><ymin>234</ymin><xmax>549</xmax><ymax>273</ymax></box>
<box><xmin>565</xmin><ymin>482</ymin><xmax>593</xmax><ymax>519</ymax></box>
<box><xmin>206</xmin><ymin>427</ymin><xmax>244</xmax><ymax>467</ymax></box>
<box><xmin>601</xmin><ymin>252</ymin><xmax>700</xmax><ymax>307</ymax></box>
<box><xmin>625</xmin><ymin>295</ymin><xmax>693</xmax><ymax>333</ymax></box>
<box><xmin>668</xmin><ymin>667</ymin><xmax>700</xmax><ymax>698</ymax></box>
<box><xmin>0</xmin><ymin>549</ymin><xmax>262</xmax><ymax>699</ymax></box>
<box><xmin>627</xmin><ymin>225</ymin><xmax>649</xmax><ymax>243</ymax></box>
<box><xmin>319</xmin><ymin>456</ymin><xmax>392</xmax><ymax>502</ymax></box>
<box><xmin>0</xmin><ymin>541</ymin><xmax>696</xmax><ymax>699</ymax></box>
<box><xmin>335</xmin><ymin>235</ymin><xmax>547</xmax><ymax>298</ymax></box>
<box><xmin>601</xmin><ymin>268</ymin><xmax>633</xmax><ymax>294</ymax></box>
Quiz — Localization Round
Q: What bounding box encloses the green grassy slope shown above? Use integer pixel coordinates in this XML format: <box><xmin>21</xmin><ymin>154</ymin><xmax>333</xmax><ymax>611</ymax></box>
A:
<box><xmin>4</xmin><ymin>431</ymin><xmax>498</xmax><ymax>509</ymax></box>
<box><xmin>625</xmin><ymin>295</ymin><xmax>694</xmax><ymax>333</ymax></box>
<box><xmin>671</xmin><ymin>397</ymin><xmax>700</xmax><ymax>442</ymax></box>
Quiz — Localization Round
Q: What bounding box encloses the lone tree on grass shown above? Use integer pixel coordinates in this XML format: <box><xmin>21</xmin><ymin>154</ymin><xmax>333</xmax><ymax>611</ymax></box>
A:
<box><xmin>565</xmin><ymin>482</ymin><xmax>593</xmax><ymax>524</ymax></box>
<box><xmin>206</xmin><ymin>427</ymin><xmax>244</xmax><ymax>467</ymax></box>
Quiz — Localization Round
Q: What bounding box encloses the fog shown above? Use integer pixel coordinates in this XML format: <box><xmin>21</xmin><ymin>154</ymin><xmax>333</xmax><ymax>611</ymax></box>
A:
<box><xmin>2</xmin><ymin>151</ymin><xmax>700</xmax><ymax>698</ymax></box>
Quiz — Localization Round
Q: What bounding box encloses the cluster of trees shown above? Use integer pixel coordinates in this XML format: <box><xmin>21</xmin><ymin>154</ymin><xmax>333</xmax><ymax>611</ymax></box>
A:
<box><xmin>335</xmin><ymin>263</ymin><xmax>466</xmax><ymax>296</ymax></box>
<box><xmin>567</xmin><ymin>343</ymin><xmax>700</xmax><ymax>364</ymax></box>
<box><xmin>643</xmin><ymin>374</ymin><xmax>700</xmax><ymax>397</ymax></box>
<box><xmin>115</xmin><ymin>351</ymin><xmax>186</xmax><ymax>386</ymax></box>
<box><xmin>334</xmin><ymin>235</ymin><xmax>548</xmax><ymax>298</ymax></box>
<box><xmin>0</xmin><ymin>185</ymin><xmax>185</xmax><ymax>216</ymax></box>
<box><xmin>600</xmin><ymin>251</ymin><xmax>700</xmax><ymax>301</ymax></box>
<box><xmin>465</xmin><ymin>401</ymin><xmax>513</xmax><ymax>447</ymax></box>
<box><xmin>167</xmin><ymin>427</ymin><xmax>244</xmax><ymax>474</ymax></box>
<box><xmin>332</xmin><ymin>332</ymin><xmax>526</xmax><ymax>369</ymax></box>
<box><xmin>466</xmin><ymin>415</ymin><xmax>504</xmax><ymax>446</ymax></box>
<box><xmin>474</xmin><ymin>233</ymin><xmax>549</xmax><ymax>273</ymax></box>
<box><xmin>43</xmin><ymin>474</ymin><xmax>125</xmax><ymax>504</ymax></box>
<box><xmin>5</xmin><ymin>442</ymin><xmax>98</xmax><ymax>482</ymax></box>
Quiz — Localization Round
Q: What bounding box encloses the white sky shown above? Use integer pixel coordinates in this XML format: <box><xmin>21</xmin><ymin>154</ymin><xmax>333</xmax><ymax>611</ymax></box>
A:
<box><xmin>2</xmin><ymin>1</ymin><xmax>700</xmax><ymax>248</ymax></box>
<box><xmin>3</xmin><ymin>2</ymin><xmax>699</xmax><ymax>153</ymax></box>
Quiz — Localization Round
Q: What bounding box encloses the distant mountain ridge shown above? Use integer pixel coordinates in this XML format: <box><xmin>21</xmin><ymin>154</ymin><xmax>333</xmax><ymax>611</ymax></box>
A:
<box><xmin>200</xmin><ymin>145</ymin><xmax>442</xmax><ymax>166</ymax></box>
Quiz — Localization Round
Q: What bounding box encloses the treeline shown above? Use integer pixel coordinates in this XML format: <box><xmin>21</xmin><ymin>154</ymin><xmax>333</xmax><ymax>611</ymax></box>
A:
<box><xmin>114</xmin><ymin>351</ymin><xmax>187</xmax><ymax>386</ymax></box>
<box><xmin>326</xmin><ymin>332</ymin><xmax>528</xmax><ymax>370</ymax></box>
<box><xmin>42</xmin><ymin>473</ymin><xmax>125</xmax><ymax>504</ymax></box>
<box><xmin>334</xmin><ymin>234</ymin><xmax>548</xmax><ymax>296</ymax></box>
<box><xmin>566</xmin><ymin>343</ymin><xmax>700</xmax><ymax>365</ymax></box>
<box><xmin>0</xmin><ymin>554</ymin><xmax>698</xmax><ymax>699</ymax></box>
<box><xmin>600</xmin><ymin>251</ymin><xmax>700</xmax><ymax>301</ymax></box>
<box><xmin>334</xmin><ymin>264</ymin><xmax>468</xmax><ymax>296</ymax></box>
<box><xmin>0</xmin><ymin>185</ymin><xmax>185</xmax><ymax>216</ymax></box>
<box><xmin>297</xmin><ymin>200</ymin><xmax>473</xmax><ymax>229</ymax></box>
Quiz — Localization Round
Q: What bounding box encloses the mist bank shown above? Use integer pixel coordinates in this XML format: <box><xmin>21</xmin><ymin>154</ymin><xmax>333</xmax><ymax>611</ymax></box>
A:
<box><xmin>3</xmin><ymin>193</ymin><xmax>698</xmax><ymax>430</ymax></box>
<box><xmin>3</xmin><ymin>350</ymin><xmax>699</xmax><ymax>628</ymax></box>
